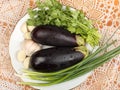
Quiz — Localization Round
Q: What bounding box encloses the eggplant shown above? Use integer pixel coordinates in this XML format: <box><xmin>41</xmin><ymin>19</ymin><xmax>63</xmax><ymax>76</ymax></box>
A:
<box><xmin>31</xmin><ymin>25</ymin><xmax>84</xmax><ymax>47</ymax></box>
<box><xmin>30</xmin><ymin>47</ymin><xmax>87</xmax><ymax>72</ymax></box>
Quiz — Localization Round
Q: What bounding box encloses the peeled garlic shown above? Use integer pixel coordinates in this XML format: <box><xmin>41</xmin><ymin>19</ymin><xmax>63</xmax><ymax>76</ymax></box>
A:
<box><xmin>27</xmin><ymin>26</ymin><xmax>35</xmax><ymax>32</ymax></box>
<box><xmin>23</xmin><ymin>57</ymin><xmax>30</xmax><ymax>69</ymax></box>
<box><xmin>22</xmin><ymin>39</ymin><xmax>41</xmax><ymax>56</ymax></box>
<box><xmin>21</xmin><ymin>22</ymin><xmax>28</xmax><ymax>33</ymax></box>
<box><xmin>24</xmin><ymin>32</ymin><xmax>31</xmax><ymax>39</ymax></box>
<box><xmin>17</xmin><ymin>50</ymin><xmax>26</xmax><ymax>62</ymax></box>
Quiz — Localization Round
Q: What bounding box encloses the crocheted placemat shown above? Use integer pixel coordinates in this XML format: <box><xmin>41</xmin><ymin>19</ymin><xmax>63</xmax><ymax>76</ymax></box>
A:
<box><xmin>0</xmin><ymin>0</ymin><xmax>120</xmax><ymax>90</ymax></box>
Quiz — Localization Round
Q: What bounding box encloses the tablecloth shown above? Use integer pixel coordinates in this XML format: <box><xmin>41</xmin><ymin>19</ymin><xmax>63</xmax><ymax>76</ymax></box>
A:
<box><xmin>0</xmin><ymin>0</ymin><xmax>120</xmax><ymax>90</ymax></box>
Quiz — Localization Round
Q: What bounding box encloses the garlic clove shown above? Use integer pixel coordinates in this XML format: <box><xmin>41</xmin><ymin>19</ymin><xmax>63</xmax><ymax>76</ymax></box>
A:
<box><xmin>21</xmin><ymin>39</ymin><xmax>32</xmax><ymax>50</ymax></box>
<box><xmin>28</xmin><ymin>42</ymin><xmax>41</xmax><ymax>56</ymax></box>
<box><xmin>17</xmin><ymin>50</ymin><xmax>26</xmax><ymax>62</ymax></box>
<box><xmin>21</xmin><ymin>22</ymin><xmax>28</xmax><ymax>33</ymax></box>
<box><xmin>21</xmin><ymin>39</ymin><xmax>41</xmax><ymax>56</ymax></box>
<box><xmin>24</xmin><ymin>32</ymin><xmax>31</xmax><ymax>39</ymax></box>
<box><xmin>23</xmin><ymin>57</ymin><xmax>30</xmax><ymax>69</ymax></box>
<box><xmin>27</xmin><ymin>26</ymin><xmax>35</xmax><ymax>32</ymax></box>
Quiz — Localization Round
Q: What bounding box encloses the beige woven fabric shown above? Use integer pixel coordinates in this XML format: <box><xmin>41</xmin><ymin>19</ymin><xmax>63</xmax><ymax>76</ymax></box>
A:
<box><xmin>0</xmin><ymin>0</ymin><xmax>120</xmax><ymax>90</ymax></box>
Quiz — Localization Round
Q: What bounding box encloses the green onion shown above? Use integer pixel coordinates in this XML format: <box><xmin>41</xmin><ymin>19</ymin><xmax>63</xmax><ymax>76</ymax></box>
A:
<box><xmin>17</xmin><ymin>41</ymin><xmax>120</xmax><ymax>86</ymax></box>
<box><xmin>21</xmin><ymin>40</ymin><xmax>115</xmax><ymax>80</ymax></box>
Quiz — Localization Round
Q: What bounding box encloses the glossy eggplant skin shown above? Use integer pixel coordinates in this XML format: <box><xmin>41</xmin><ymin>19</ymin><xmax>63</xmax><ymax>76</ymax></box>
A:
<box><xmin>30</xmin><ymin>47</ymin><xmax>85</xmax><ymax>72</ymax></box>
<box><xmin>31</xmin><ymin>25</ymin><xmax>78</xmax><ymax>47</ymax></box>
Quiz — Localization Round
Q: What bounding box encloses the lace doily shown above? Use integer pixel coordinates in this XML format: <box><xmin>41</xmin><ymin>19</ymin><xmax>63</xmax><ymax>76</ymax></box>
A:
<box><xmin>0</xmin><ymin>0</ymin><xmax>120</xmax><ymax>90</ymax></box>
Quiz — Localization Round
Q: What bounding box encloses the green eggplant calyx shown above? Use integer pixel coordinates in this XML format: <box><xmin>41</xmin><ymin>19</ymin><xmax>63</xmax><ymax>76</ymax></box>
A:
<box><xmin>75</xmin><ymin>46</ymin><xmax>89</xmax><ymax>57</ymax></box>
<box><xmin>76</xmin><ymin>35</ymin><xmax>85</xmax><ymax>46</ymax></box>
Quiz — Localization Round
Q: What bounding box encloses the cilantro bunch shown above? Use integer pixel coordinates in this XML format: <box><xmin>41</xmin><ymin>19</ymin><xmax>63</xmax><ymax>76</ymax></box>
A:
<box><xmin>27</xmin><ymin>0</ymin><xmax>100</xmax><ymax>46</ymax></box>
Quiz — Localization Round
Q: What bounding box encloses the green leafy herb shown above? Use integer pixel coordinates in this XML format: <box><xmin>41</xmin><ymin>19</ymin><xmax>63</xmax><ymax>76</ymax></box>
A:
<box><xmin>27</xmin><ymin>0</ymin><xmax>100</xmax><ymax>46</ymax></box>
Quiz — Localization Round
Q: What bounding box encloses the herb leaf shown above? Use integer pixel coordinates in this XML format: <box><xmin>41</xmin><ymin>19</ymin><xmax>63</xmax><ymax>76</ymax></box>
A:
<box><xmin>27</xmin><ymin>0</ymin><xmax>100</xmax><ymax>46</ymax></box>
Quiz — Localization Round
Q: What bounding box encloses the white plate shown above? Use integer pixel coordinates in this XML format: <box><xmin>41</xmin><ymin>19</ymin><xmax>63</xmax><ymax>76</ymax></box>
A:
<box><xmin>9</xmin><ymin>13</ymin><xmax>92</xmax><ymax>90</ymax></box>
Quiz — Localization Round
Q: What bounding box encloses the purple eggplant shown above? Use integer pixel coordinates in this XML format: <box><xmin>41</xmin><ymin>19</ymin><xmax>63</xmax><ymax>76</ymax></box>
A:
<box><xmin>31</xmin><ymin>25</ymin><xmax>84</xmax><ymax>47</ymax></box>
<box><xmin>30</xmin><ymin>47</ymin><xmax>87</xmax><ymax>72</ymax></box>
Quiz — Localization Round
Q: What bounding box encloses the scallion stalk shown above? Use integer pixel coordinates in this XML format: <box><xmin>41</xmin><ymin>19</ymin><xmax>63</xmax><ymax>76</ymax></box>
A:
<box><xmin>17</xmin><ymin>43</ymin><xmax>120</xmax><ymax>86</ymax></box>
